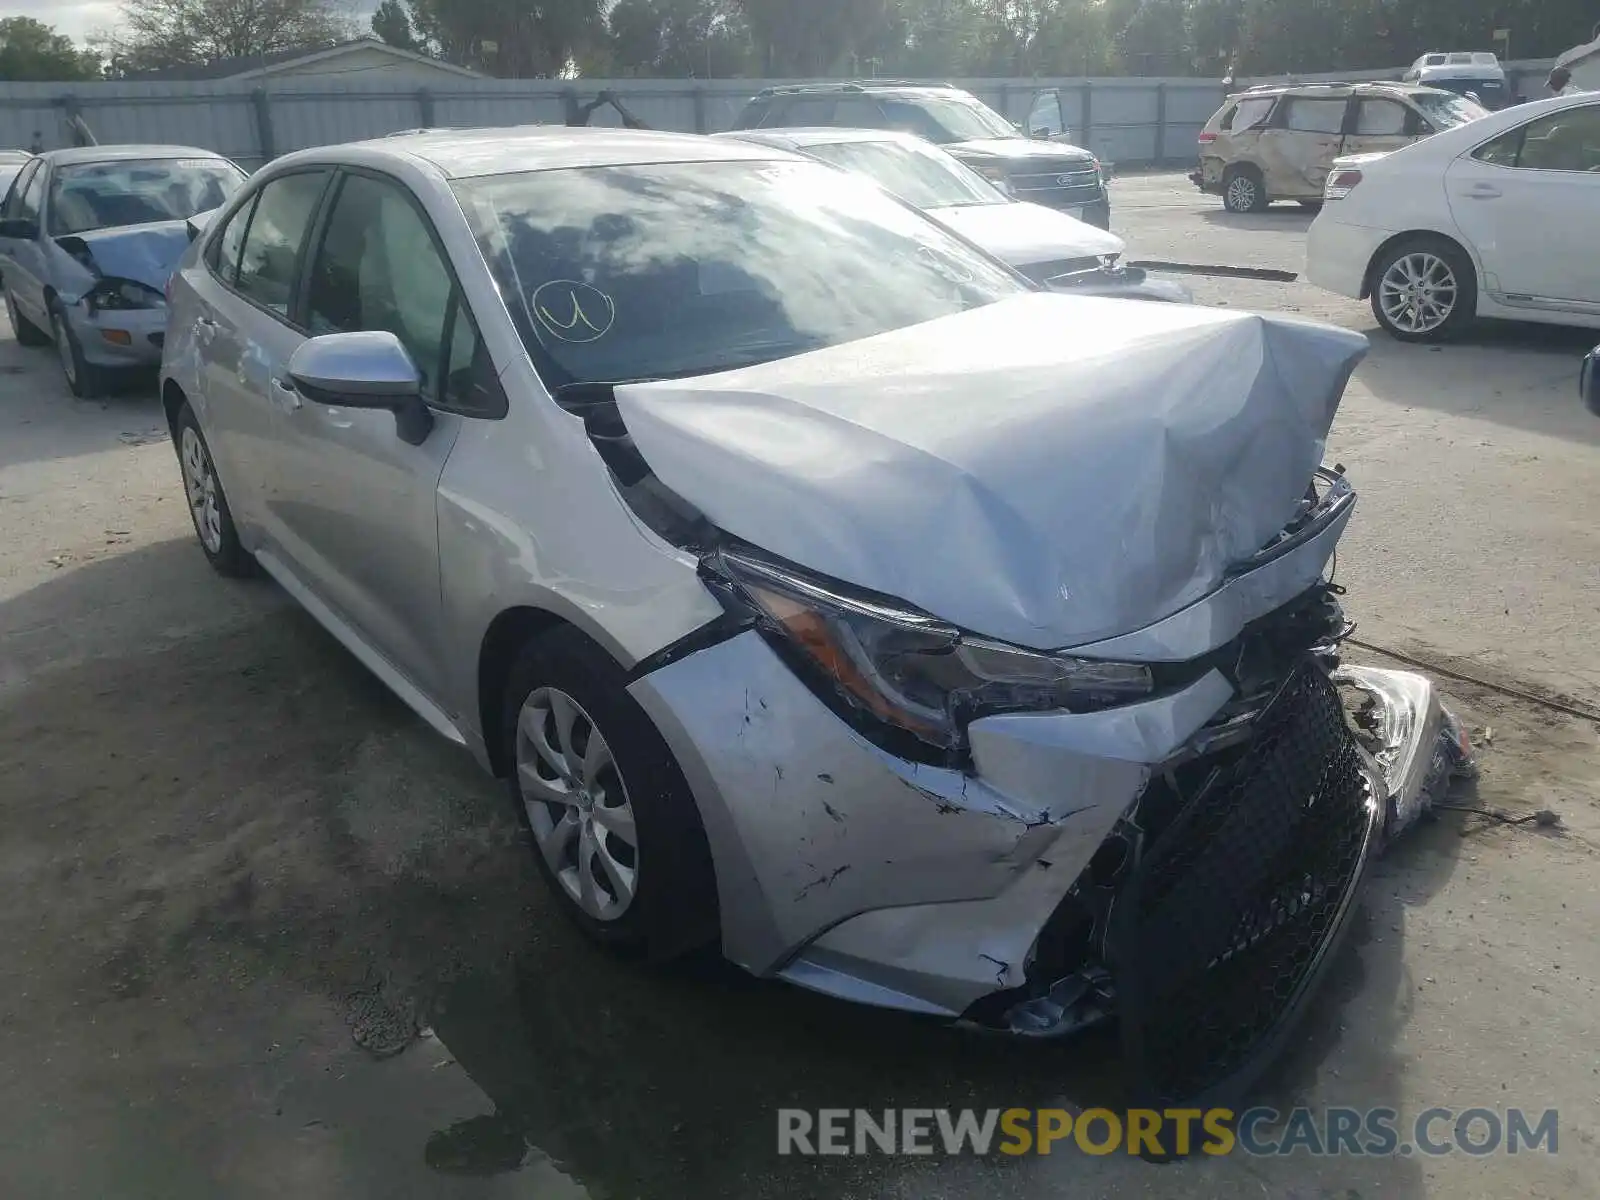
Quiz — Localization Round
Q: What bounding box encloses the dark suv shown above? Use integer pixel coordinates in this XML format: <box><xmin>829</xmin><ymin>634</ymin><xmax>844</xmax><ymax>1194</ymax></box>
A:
<box><xmin>732</xmin><ymin>82</ymin><xmax>1111</xmax><ymax>229</ymax></box>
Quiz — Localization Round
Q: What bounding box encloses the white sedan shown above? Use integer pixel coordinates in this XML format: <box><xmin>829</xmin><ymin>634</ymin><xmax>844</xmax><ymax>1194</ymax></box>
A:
<box><xmin>1306</xmin><ymin>92</ymin><xmax>1600</xmax><ymax>341</ymax></box>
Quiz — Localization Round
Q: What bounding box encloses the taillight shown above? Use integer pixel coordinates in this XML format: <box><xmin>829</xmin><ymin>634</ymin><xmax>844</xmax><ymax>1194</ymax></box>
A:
<box><xmin>1325</xmin><ymin>169</ymin><xmax>1363</xmax><ymax>200</ymax></box>
<box><xmin>1198</xmin><ymin>132</ymin><xmax>1217</xmax><ymax>144</ymax></box>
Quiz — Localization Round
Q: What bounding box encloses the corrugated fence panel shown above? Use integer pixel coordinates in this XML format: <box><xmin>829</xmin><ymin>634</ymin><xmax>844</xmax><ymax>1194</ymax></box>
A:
<box><xmin>267</xmin><ymin>89</ymin><xmax>422</xmax><ymax>153</ymax></box>
<box><xmin>81</xmin><ymin>92</ymin><xmax>257</xmax><ymax>162</ymax></box>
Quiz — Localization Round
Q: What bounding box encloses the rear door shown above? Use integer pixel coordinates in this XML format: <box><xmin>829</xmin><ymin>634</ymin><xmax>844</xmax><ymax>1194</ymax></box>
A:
<box><xmin>1446</xmin><ymin>103</ymin><xmax>1600</xmax><ymax>305</ymax></box>
<box><xmin>191</xmin><ymin>169</ymin><xmax>332</xmax><ymax>534</ymax></box>
<box><xmin>1258</xmin><ymin>95</ymin><xmax>1351</xmax><ymax>196</ymax></box>
<box><xmin>1341</xmin><ymin>94</ymin><xmax>1419</xmax><ymax>159</ymax></box>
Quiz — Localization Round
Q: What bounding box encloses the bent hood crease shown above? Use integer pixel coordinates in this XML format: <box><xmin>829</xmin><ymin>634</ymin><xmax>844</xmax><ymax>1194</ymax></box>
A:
<box><xmin>615</xmin><ymin>293</ymin><xmax>1367</xmax><ymax>650</ymax></box>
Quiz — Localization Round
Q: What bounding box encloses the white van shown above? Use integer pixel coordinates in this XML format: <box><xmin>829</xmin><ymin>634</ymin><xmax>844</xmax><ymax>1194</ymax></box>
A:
<box><xmin>1403</xmin><ymin>52</ymin><xmax>1510</xmax><ymax>109</ymax></box>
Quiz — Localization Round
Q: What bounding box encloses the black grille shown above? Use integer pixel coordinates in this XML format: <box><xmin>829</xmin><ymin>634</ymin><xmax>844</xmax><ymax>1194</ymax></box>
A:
<box><xmin>1008</xmin><ymin>162</ymin><xmax>1103</xmax><ymax>208</ymax></box>
<box><xmin>1110</xmin><ymin>660</ymin><xmax>1376</xmax><ymax>1106</ymax></box>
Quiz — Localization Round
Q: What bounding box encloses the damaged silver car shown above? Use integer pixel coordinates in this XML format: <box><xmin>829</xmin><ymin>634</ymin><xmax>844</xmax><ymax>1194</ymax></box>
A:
<box><xmin>0</xmin><ymin>145</ymin><xmax>245</xmax><ymax>397</ymax></box>
<box><xmin>160</xmin><ymin>128</ymin><xmax>1466</xmax><ymax>1105</ymax></box>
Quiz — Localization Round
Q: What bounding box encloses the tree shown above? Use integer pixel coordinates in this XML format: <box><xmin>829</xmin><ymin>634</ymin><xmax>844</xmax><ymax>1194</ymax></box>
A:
<box><xmin>109</xmin><ymin>0</ymin><xmax>353</xmax><ymax>73</ymax></box>
<box><xmin>604</xmin><ymin>0</ymin><xmax>752</xmax><ymax>77</ymax></box>
<box><xmin>371</xmin><ymin>0</ymin><xmax>420</xmax><ymax>52</ymax></box>
<box><xmin>0</xmin><ymin>17</ymin><xmax>102</xmax><ymax>80</ymax></box>
<box><xmin>407</xmin><ymin>0</ymin><xmax>607</xmax><ymax>77</ymax></box>
<box><xmin>734</xmin><ymin>0</ymin><xmax>901</xmax><ymax>76</ymax></box>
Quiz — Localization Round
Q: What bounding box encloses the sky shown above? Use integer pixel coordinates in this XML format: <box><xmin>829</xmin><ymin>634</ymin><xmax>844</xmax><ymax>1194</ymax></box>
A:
<box><xmin>7</xmin><ymin>0</ymin><xmax>381</xmax><ymax>46</ymax></box>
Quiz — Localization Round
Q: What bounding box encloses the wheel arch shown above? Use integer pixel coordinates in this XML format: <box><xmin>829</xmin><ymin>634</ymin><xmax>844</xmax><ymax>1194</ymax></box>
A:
<box><xmin>1360</xmin><ymin>229</ymin><xmax>1478</xmax><ymax>301</ymax></box>
<box><xmin>477</xmin><ymin>606</ymin><xmax>593</xmax><ymax>777</ymax></box>
<box><xmin>161</xmin><ymin>377</ymin><xmax>189</xmax><ymax>439</ymax></box>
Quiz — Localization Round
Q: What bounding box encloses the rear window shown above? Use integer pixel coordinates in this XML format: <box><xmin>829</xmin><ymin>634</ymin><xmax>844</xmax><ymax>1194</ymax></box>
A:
<box><xmin>48</xmin><ymin>157</ymin><xmax>245</xmax><ymax>236</ymax></box>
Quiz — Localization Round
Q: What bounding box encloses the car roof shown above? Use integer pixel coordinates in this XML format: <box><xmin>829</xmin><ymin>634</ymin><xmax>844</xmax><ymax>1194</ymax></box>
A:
<box><xmin>715</xmin><ymin>127</ymin><xmax>920</xmax><ymax>151</ymax></box>
<box><xmin>0</xmin><ymin>149</ymin><xmax>32</xmax><ymax>164</ymax></box>
<box><xmin>287</xmin><ymin>125</ymin><xmax>799</xmax><ymax>179</ymax></box>
<box><xmin>42</xmin><ymin>144</ymin><xmax>226</xmax><ymax>167</ymax></box>
<box><xmin>753</xmin><ymin>81</ymin><xmax>965</xmax><ymax>99</ymax></box>
<box><xmin>1230</xmin><ymin>81</ymin><xmax>1441</xmax><ymax>101</ymax></box>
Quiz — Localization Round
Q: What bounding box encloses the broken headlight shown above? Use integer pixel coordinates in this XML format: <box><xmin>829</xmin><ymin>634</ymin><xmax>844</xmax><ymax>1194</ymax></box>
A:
<box><xmin>86</xmin><ymin>278</ymin><xmax>166</xmax><ymax>312</ymax></box>
<box><xmin>704</xmin><ymin>549</ymin><xmax>1154</xmax><ymax>753</ymax></box>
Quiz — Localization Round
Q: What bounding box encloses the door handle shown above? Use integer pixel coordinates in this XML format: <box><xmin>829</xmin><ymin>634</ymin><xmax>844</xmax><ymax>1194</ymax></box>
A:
<box><xmin>270</xmin><ymin>377</ymin><xmax>302</xmax><ymax>411</ymax></box>
<box><xmin>1465</xmin><ymin>183</ymin><xmax>1501</xmax><ymax>199</ymax></box>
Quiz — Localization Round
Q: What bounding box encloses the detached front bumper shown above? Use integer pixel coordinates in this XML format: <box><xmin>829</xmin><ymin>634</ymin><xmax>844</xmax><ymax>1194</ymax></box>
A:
<box><xmin>1047</xmin><ymin>264</ymin><xmax>1194</xmax><ymax>304</ymax></box>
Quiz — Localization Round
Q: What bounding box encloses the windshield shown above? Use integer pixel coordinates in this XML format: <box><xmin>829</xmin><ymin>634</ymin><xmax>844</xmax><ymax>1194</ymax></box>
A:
<box><xmin>804</xmin><ymin>139</ymin><xmax>1007</xmax><ymax>209</ymax></box>
<box><xmin>879</xmin><ymin>96</ymin><xmax>1016</xmax><ymax>144</ymax></box>
<box><xmin>1410</xmin><ymin>89</ymin><xmax>1490</xmax><ymax>128</ymax></box>
<box><xmin>48</xmin><ymin>158</ymin><xmax>246</xmax><ymax>236</ymax></box>
<box><xmin>454</xmin><ymin>159</ymin><xmax>1025</xmax><ymax>389</ymax></box>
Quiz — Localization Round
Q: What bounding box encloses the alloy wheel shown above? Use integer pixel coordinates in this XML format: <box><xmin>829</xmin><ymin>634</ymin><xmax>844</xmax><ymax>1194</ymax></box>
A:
<box><xmin>1225</xmin><ymin>175</ymin><xmax>1257</xmax><ymax>212</ymax></box>
<box><xmin>1378</xmin><ymin>251</ymin><xmax>1458</xmax><ymax>335</ymax></box>
<box><xmin>180</xmin><ymin>425</ymin><xmax>224</xmax><ymax>553</ymax></box>
<box><xmin>515</xmin><ymin>686</ymin><xmax>639</xmax><ymax>922</ymax></box>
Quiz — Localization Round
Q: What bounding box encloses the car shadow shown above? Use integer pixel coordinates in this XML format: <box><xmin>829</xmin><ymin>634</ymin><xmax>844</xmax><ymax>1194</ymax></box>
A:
<box><xmin>1356</xmin><ymin>319</ymin><xmax>1600</xmax><ymax>445</ymax></box>
<box><xmin>1200</xmin><ymin>207</ymin><xmax>1318</xmax><ymax>233</ymax></box>
<box><xmin>0</xmin><ymin>541</ymin><xmax>1451</xmax><ymax>1198</ymax></box>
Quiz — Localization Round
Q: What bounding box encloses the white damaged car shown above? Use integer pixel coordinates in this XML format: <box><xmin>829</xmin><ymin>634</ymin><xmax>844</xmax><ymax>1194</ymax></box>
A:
<box><xmin>159</xmin><ymin>127</ymin><xmax>1466</xmax><ymax>1104</ymax></box>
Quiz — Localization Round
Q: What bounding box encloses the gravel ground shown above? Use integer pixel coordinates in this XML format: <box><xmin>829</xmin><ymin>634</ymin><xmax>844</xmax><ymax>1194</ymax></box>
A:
<box><xmin>1</xmin><ymin>173</ymin><xmax>1598</xmax><ymax>1199</ymax></box>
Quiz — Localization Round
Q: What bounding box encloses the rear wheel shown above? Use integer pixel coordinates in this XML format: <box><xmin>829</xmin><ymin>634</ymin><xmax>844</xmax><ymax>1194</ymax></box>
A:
<box><xmin>1222</xmin><ymin>165</ymin><xmax>1269</xmax><ymax>213</ymax></box>
<box><xmin>5</xmin><ymin>290</ymin><xmax>48</xmax><ymax>347</ymax></box>
<box><xmin>1369</xmin><ymin>236</ymin><xmax>1477</xmax><ymax>343</ymax></box>
<box><xmin>174</xmin><ymin>402</ymin><xmax>256</xmax><ymax>577</ymax></box>
<box><xmin>502</xmin><ymin>626</ymin><xmax>718</xmax><ymax>960</ymax></box>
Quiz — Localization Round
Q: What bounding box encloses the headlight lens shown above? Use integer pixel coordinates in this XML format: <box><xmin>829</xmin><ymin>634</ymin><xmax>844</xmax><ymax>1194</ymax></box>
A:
<box><xmin>87</xmin><ymin>278</ymin><xmax>166</xmax><ymax>311</ymax></box>
<box><xmin>705</xmin><ymin>550</ymin><xmax>1154</xmax><ymax>752</ymax></box>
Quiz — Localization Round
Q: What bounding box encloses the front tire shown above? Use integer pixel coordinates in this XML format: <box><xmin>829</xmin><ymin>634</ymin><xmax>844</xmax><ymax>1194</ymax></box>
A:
<box><xmin>1369</xmin><ymin>236</ymin><xmax>1476</xmax><ymax>343</ymax></box>
<box><xmin>174</xmin><ymin>402</ymin><xmax>255</xmax><ymax>577</ymax></box>
<box><xmin>6</xmin><ymin>290</ymin><xmax>48</xmax><ymax>347</ymax></box>
<box><xmin>503</xmin><ymin>627</ymin><xmax>718</xmax><ymax>960</ymax></box>
<box><xmin>1222</xmin><ymin>165</ymin><xmax>1269</xmax><ymax>213</ymax></box>
<box><xmin>49</xmin><ymin>303</ymin><xmax>103</xmax><ymax>399</ymax></box>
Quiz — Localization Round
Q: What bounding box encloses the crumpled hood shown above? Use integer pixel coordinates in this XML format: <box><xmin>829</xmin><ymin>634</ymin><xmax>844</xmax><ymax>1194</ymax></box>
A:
<box><xmin>615</xmin><ymin>293</ymin><xmax>1367</xmax><ymax>650</ymax></box>
<box><xmin>947</xmin><ymin>138</ymin><xmax>1094</xmax><ymax>163</ymax></box>
<box><xmin>52</xmin><ymin>219</ymin><xmax>190</xmax><ymax>289</ymax></box>
<box><xmin>929</xmin><ymin>201</ymin><xmax>1125</xmax><ymax>267</ymax></box>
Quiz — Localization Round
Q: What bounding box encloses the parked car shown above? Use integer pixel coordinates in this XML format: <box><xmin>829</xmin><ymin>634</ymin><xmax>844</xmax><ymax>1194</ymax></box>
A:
<box><xmin>733</xmin><ymin>81</ymin><xmax>1112</xmax><ymax>228</ymax></box>
<box><xmin>0</xmin><ymin>150</ymin><xmax>32</xmax><ymax>206</ymax></box>
<box><xmin>1192</xmin><ymin>82</ymin><xmax>1487</xmax><ymax>213</ymax></box>
<box><xmin>1583</xmin><ymin>344</ymin><xmax>1600</xmax><ymax>417</ymax></box>
<box><xmin>162</xmin><ymin>126</ymin><xmax>1461</xmax><ymax>1103</ymax></box>
<box><xmin>1403</xmin><ymin>51</ymin><xmax>1510</xmax><ymax>110</ymax></box>
<box><xmin>1306</xmin><ymin>92</ymin><xmax>1600</xmax><ymax>341</ymax></box>
<box><xmin>716</xmin><ymin>127</ymin><xmax>1188</xmax><ymax>302</ymax></box>
<box><xmin>0</xmin><ymin>145</ymin><xmax>245</xmax><ymax>396</ymax></box>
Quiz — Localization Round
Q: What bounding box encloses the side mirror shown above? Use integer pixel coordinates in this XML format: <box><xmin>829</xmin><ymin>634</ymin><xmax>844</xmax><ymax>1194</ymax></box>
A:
<box><xmin>288</xmin><ymin>331</ymin><xmax>434</xmax><ymax>445</ymax></box>
<box><xmin>1582</xmin><ymin>345</ymin><xmax>1600</xmax><ymax>418</ymax></box>
<box><xmin>0</xmin><ymin>217</ymin><xmax>38</xmax><ymax>240</ymax></box>
<box><xmin>185</xmin><ymin>207</ymin><xmax>221</xmax><ymax>243</ymax></box>
<box><xmin>1031</xmin><ymin>127</ymin><xmax>1051</xmax><ymax>139</ymax></box>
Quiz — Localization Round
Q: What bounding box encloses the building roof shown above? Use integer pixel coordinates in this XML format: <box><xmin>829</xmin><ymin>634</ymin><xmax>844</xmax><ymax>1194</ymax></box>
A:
<box><xmin>126</xmin><ymin>37</ymin><xmax>483</xmax><ymax>83</ymax></box>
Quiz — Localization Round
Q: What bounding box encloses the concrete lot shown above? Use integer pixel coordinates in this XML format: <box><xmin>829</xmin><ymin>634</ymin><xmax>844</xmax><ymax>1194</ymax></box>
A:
<box><xmin>1</xmin><ymin>173</ymin><xmax>1598</xmax><ymax>1199</ymax></box>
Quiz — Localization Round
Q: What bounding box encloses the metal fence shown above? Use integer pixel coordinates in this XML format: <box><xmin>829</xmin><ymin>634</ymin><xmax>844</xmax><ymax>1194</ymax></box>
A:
<box><xmin>0</xmin><ymin>58</ymin><xmax>1560</xmax><ymax>172</ymax></box>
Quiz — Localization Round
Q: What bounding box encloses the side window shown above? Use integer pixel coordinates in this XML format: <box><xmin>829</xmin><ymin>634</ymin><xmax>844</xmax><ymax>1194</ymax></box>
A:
<box><xmin>1355</xmin><ymin>100</ymin><xmax>1407</xmax><ymax>136</ymax></box>
<box><xmin>234</xmin><ymin>171</ymin><xmax>329</xmax><ymax>317</ymax></box>
<box><xmin>1231</xmin><ymin>96</ymin><xmax>1276</xmax><ymax>132</ymax></box>
<box><xmin>1473</xmin><ymin>127</ymin><xmax>1524</xmax><ymax>167</ymax></box>
<box><xmin>1281</xmin><ymin>98</ymin><xmax>1349</xmax><ymax>134</ymax></box>
<box><xmin>877</xmin><ymin>99</ymin><xmax>947</xmax><ymax>141</ymax></box>
<box><xmin>305</xmin><ymin>172</ymin><xmax>500</xmax><ymax>415</ymax></box>
<box><xmin>1516</xmin><ymin>107</ymin><xmax>1600</xmax><ymax>172</ymax></box>
<box><xmin>832</xmin><ymin>97</ymin><xmax>891</xmax><ymax>129</ymax></box>
<box><xmin>1028</xmin><ymin>92</ymin><xmax>1065</xmax><ymax>137</ymax></box>
<box><xmin>2</xmin><ymin>160</ymin><xmax>38</xmax><ymax>219</ymax></box>
<box><xmin>207</xmin><ymin>193</ymin><xmax>258</xmax><ymax>287</ymax></box>
<box><xmin>775</xmin><ymin>96</ymin><xmax>837</xmax><ymax>126</ymax></box>
<box><xmin>16</xmin><ymin>163</ymin><xmax>46</xmax><ymax>225</ymax></box>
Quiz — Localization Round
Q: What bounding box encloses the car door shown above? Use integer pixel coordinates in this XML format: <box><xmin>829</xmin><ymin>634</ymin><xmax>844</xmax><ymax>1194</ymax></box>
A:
<box><xmin>1341</xmin><ymin>95</ymin><xmax>1419</xmax><ymax>159</ymax></box>
<box><xmin>270</xmin><ymin>168</ymin><xmax>498</xmax><ymax>700</ymax></box>
<box><xmin>1257</xmin><ymin>95</ymin><xmax>1350</xmax><ymax>196</ymax></box>
<box><xmin>190</xmin><ymin>169</ymin><xmax>332</xmax><ymax>532</ymax></box>
<box><xmin>1</xmin><ymin>160</ymin><xmax>50</xmax><ymax>327</ymax></box>
<box><xmin>1445</xmin><ymin>104</ymin><xmax>1600</xmax><ymax>305</ymax></box>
